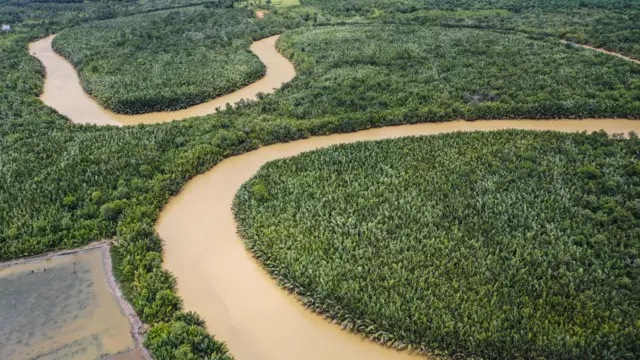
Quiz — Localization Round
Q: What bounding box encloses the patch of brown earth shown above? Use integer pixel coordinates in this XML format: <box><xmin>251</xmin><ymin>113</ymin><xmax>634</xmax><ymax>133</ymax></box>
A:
<box><xmin>0</xmin><ymin>247</ymin><xmax>137</xmax><ymax>360</ymax></box>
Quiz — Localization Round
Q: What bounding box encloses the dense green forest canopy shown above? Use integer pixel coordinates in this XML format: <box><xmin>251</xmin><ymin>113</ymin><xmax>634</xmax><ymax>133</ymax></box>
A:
<box><xmin>234</xmin><ymin>130</ymin><xmax>640</xmax><ymax>359</ymax></box>
<box><xmin>300</xmin><ymin>0</ymin><xmax>640</xmax><ymax>14</ymax></box>
<box><xmin>239</xmin><ymin>25</ymin><xmax>640</xmax><ymax>123</ymax></box>
<box><xmin>294</xmin><ymin>0</ymin><xmax>640</xmax><ymax>59</ymax></box>
<box><xmin>382</xmin><ymin>9</ymin><xmax>640</xmax><ymax>59</ymax></box>
<box><xmin>53</xmin><ymin>7</ymin><xmax>283</xmax><ymax>114</ymax></box>
<box><xmin>41</xmin><ymin>3</ymin><xmax>640</xmax><ymax>116</ymax></box>
<box><xmin>1</xmin><ymin>0</ymin><xmax>639</xmax><ymax>358</ymax></box>
<box><xmin>0</xmin><ymin>0</ymin><xmax>223</xmax><ymax>31</ymax></box>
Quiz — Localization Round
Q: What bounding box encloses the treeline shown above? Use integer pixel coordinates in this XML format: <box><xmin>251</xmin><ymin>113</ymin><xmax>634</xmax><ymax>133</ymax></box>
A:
<box><xmin>300</xmin><ymin>0</ymin><xmax>640</xmax><ymax>59</ymax></box>
<box><xmin>300</xmin><ymin>0</ymin><xmax>640</xmax><ymax>15</ymax></box>
<box><xmin>0</xmin><ymin>0</ymin><xmax>219</xmax><ymax>32</ymax></box>
<box><xmin>423</xmin><ymin>9</ymin><xmax>640</xmax><ymax>60</ymax></box>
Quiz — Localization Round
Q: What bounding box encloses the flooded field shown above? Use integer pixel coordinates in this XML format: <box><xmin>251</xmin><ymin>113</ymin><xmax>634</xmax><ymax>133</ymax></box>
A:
<box><xmin>0</xmin><ymin>246</ymin><xmax>143</xmax><ymax>360</ymax></box>
<box><xmin>29</xmin><ymin>34</ymin><xmax>295</xmax><ymax>126</ymax></box>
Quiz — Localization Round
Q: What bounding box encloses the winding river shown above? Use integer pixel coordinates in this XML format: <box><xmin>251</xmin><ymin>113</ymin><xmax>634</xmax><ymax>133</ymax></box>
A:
<box><xmin>29</xmin><ymin>32</ymin><xmax>640</xmax><ymax>360</ymax></box>
<box><xmin>156</xmin><ymin>119</ymin><xmax>640</xmax><ymax>360</ymax></box>
<box><xmin>29</xmin><ymin>34</ymin><xmax>295</xmax><ymax>126</ymax></box>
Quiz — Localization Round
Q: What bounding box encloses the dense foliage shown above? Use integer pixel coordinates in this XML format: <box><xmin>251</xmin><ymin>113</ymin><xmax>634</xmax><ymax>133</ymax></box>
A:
<box><xmin>299</xmin><ymin>0</ymin><xmax>640</xmax><ymax>59</ymax></box>
<box><xmin>1</xmin><ymin>1</ymin><xmax>639</xmax><ymax>359</ymax></box>
<box><xmin>424</xmin><ymin>9</ymin><xmax>640</xmax><ymax>60</ymax></box>
<box><xmin>6</xmin><ymin>19</ymin><xmax>637</xmax><ymax>262</ymax></box>
<box><xmin>145</xmin><ymin>311</ymin><xmax>233</xmax><ymax>359</ymax></box>
<box><xmin>234</xmin><ymin>130</ymin><xmax>640</xmax><ymax>359</ymax></box>
<box><xmin>52</xmin><ymin>7</ymin><xmax>298</xmax><ymax>114</ymax></box>
<box><xmin>300</xmin><ymin>0</ymin><xmax>640</xmax><ymax>15</ymax></box>
<box><xmin>0</xmin><ymin>0</ymin><xmax>212</xmax><ymax>32</ymax></box>
<box><xmin>235</xmin><ymin>25</ymin><xmax>640</xmax><ymax>125</ymax></box>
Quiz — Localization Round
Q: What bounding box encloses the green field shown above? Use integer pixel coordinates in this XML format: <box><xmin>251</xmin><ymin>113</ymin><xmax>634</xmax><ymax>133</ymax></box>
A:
<box><xmin>234</xmin><ymin>130</ymin><xmax>640</xmax><ymax>359</ymax></box>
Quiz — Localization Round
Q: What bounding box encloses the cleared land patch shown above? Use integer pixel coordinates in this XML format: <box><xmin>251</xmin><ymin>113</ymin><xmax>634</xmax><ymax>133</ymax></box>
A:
<box><xmin>0</xmin><ymin>247</ymin><xmax>137</xmax><ymax>360</ymax></box>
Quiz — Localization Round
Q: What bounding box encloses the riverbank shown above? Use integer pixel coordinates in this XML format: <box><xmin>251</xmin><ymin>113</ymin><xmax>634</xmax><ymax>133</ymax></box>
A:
<box><xmin>29</xmin><ymin>34</ymin><xmax>295</xmax><ymax>126</ymax></box>
<box><xmin>157</xmin><ymin>119</ymin><xmax>640</xmax><ymax>360</ymax></box>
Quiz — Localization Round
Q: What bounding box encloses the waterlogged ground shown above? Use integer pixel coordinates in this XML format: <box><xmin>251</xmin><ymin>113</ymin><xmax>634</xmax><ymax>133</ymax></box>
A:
<box><xmin>0</xmin><ymin>247</ymin><xmax>138</xmax><ymax>360</ymax></box>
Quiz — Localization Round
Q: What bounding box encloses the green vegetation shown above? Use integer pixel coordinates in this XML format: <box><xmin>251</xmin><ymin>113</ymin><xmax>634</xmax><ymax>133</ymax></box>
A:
<box><xmin>300</xmin><ymin>0</ymin><xmax>640</xmax><ymax>15</ymax></box>
<box><xmin>234</xmin><ymin>130</ymin><xmax>640</xmax><ymax>359</ymax></box>
<box><xmin>429</xmin><ymin>9</ymin><xmax>640</xmax><ymax>60</ymax></box>
<box><xmin>239</xmin><ymin>25</ymin><xmax>639</xmax><ymax>124</ymax></box>
<box><xmin>1</xmin><ymin>0</ymin><xmax>640</xmax><ymax>359</ymax></box>
<box><xmin>52</xmin><ymin>7</ymin><xmax>297</xmax><ymax>114</ymax></box>
<box><xmin>145</xmin><ymin>311</ymin><xmax>233</xmax><ymax>359</ymax></box>
<box><xmin>302</xmin><ymin>1</ymin><xmax>640</xmax><ymax>59</ymax></box>
<box><xmin>242</xmin><ymin>0</ymin><xmax>301</xmax><ymax>8</ymax></box>
<box><xmin>0</xmin><ymin>0</ymin><xmax>212</xmax><ymax>33</ymax></box>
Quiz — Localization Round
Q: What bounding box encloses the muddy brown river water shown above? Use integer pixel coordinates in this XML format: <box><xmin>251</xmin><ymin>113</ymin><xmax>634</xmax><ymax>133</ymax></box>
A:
<box><xmin>29</xmin><ymin>34</ymin><xmax>295</xmax><ymax>126</ymax></box>
<box><xmin>27</xmin><ymin>31</ymin><xmax>640</xmax><ymax>360</ymax></box>
<box><xmin>157</xmin><ymin>120</ymin><xmax>640</xmax><ymax>360</ymax></box>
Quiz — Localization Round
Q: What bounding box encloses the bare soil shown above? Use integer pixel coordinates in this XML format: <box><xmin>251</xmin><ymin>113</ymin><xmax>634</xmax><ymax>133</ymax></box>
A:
<box><xmin>0</xmin><ymin>246</ymin><xmax>145</xmax><ymax>360</ymax></box>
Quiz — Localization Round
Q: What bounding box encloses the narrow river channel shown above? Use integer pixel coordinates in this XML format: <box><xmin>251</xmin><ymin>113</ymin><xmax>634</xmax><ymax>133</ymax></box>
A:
<box><xmin>29</xmin><ymin>34</ymin><xmax>295</xmax><ymax>126</ymax></box>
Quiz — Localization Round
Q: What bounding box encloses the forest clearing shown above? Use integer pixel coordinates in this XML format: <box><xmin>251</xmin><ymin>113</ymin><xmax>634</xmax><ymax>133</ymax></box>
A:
<box><xmin>0</xmin><ymin>245</ymin><xmax>145</xmax><ymax>360</ymax></box>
